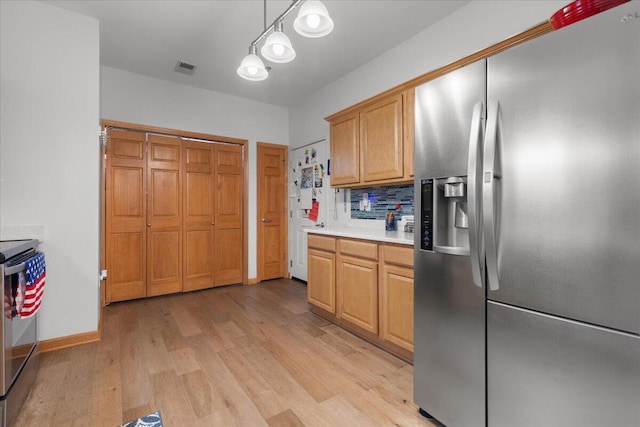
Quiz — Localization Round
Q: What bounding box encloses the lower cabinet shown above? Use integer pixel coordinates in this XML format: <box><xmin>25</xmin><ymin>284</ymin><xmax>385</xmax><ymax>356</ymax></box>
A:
<box><xmin>379</xmin><ymin>245</ymin><xmax>414</xmax><ymax>352</ymax></box>
<box><xmin>307</xmin><ymin>235</ymin><xmax>336</xmax><ymax>314</ymax></box>
<box><xmin>337</xmin><ymin>253</ymin><xmax>378</xmax><ymax>334</ymax></box>
<box><xmin>307</xmin><ymin>234</ymin><xmax>414</xmax><ymax>361</ymax></box>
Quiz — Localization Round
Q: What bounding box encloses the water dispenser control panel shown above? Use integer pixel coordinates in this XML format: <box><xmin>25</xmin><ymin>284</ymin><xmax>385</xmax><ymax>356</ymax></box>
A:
<box><xmin>421</xmin><ymin>179</ymin><xmax>433</xmax><ymax>251</ymax></box>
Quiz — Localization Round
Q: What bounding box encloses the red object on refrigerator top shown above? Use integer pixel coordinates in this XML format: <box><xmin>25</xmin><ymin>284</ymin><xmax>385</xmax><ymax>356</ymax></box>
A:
<box><xmin>550</xmin><ymin>0</ymin><xmax>630</xmax><ymax>29</ymax></box>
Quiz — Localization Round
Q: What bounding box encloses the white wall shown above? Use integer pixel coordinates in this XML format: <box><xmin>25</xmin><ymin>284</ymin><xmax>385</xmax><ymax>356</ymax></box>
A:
<box><xmin>289</xmin><ymin>0</ymin><xmax>566</xmax><ymax>223</ymax></box>
<box><xmin>0</xmin><ymin>1</ymin><xmax>100</xmax><ymax>340</ymax></box>
<box><xmin>101</xmin><ymin>67</ymin><xmax>289</xmax><ymax>280</ymax></box>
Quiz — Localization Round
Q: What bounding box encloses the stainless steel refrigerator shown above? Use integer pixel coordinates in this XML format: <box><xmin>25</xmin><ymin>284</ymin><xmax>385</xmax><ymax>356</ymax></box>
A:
<box><xmin>413</xmin><ymin>3</ymin><xmax>640</xmax><ymax>426</ymax></box>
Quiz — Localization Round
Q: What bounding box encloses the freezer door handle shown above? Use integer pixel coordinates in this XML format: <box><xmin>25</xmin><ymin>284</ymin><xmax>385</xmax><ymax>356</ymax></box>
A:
<box><xmin>483</xmin><ymin>100</ymin><xmax>502</xmax><ymax>291</ymax></box>
<box><xmin>467</xmin><ymin>101</ymin><xmax>485</xmax><ymax>288</ymax></box>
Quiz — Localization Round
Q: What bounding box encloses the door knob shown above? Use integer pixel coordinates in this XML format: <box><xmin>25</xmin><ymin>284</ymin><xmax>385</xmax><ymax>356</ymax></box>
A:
<box><xmin>262</xmin><ymin>218</ymin><xmax>271</xmax><ymax>223</ymax></box>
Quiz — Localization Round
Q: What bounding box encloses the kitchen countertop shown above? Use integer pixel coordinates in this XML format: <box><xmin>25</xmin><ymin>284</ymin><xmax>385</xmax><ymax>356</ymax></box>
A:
<box><xmin>305</xmin><ymin>226</ymin><xmax>414</xmax><ymax>246</ymax></box>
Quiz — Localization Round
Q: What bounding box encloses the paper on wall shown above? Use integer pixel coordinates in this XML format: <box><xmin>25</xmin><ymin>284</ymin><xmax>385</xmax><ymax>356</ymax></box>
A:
<box><xmin>300</xmin><ymin>188</ymin><xmax>313</xmax><ymax>210</ymax></box>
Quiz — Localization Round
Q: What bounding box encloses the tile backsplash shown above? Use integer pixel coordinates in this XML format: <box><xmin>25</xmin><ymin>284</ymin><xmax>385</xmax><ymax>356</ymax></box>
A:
<box><xmin>350</xmin><ymin>184</ymin><xmax>414</xmax><ymax>220</ymax></box>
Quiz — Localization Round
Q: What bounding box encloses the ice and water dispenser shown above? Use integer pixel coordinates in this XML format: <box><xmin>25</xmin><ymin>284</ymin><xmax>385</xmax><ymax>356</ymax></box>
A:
<box><xmin>421</xmin><ymin>177</ymin><xmax>470</xmax><ymax>255</ymax></box>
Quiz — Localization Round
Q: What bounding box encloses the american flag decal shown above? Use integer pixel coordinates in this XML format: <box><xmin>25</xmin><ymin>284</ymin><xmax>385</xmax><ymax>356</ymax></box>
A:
<box><xmin>21</xmin><ymin>252</ymin><xmax>45</xmax><ymax>318</ymax></box>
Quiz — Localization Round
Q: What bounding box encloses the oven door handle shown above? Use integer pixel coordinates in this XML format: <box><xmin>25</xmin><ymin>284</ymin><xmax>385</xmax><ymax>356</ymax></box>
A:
<box><xmin>3</xmin><ymin>263</ymin><xmax>25</xmax><ymax>276</ymax></box>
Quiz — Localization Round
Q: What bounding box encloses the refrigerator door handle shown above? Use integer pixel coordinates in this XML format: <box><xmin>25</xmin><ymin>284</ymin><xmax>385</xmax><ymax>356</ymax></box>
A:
<box><xmin>483</xmin><ymin>100</ymin><xmax>501</xmax><ymax>291</ymax></box>
<box><xmin>434</xmin><ymin>245</ymin><xmax>471</xmax><ymax>256</ymax></box>
<box><xmin>467</xmin><ymin>101</ymin><xmax>485</xmax><ymax>288</ymax></box>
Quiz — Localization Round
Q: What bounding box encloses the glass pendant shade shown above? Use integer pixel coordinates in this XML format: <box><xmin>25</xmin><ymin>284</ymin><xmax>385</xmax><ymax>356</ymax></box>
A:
<box><xmin>293</xmin><ymin>0</ymin><xmax>334</xmax><ymax>38</ymax></box>
<box><xmin>237</xmin><ymin>48</ymin><xmax>268</xmax><ymax>81</ymax></box>
<box><xmin>261</xmin><ymin>24</ymin><xmax>296</xmax><ymax>63</ymax></box>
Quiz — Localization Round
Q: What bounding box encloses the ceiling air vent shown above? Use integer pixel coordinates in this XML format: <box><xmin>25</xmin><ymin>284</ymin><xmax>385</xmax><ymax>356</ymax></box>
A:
<box><xmin>175</xmin><ymin>61</ymin><xmax>197</xmax><ymax>75</ymax></box>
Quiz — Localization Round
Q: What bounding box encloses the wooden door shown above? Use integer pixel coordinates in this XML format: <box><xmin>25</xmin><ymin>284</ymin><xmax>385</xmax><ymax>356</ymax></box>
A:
<box><xmin>330</xmin><ymin>112</ymin><xmax>359</xmax><ymax>186</ymax></box>
<box><xmin>257</xmin><ymin>143</ymin><xmax>287</xmax><ymax>281</ymax></box>
<box><xmin>337</xmin><ymin>254</ymin><xmax>378</xmax><ymax>334</ymax></box>
<box><xmin>308</xmin><ymin>248</ymin><xmax>336</xmax><ymax>313</ymax></box>
<box><xmin>360</xmin><ymin>94</ymin><xmax>403</xmax><ymax>182</ymax></box>
<box><xmin>147</xmin><ymin>133</ymin><xmax>182</xmax><ymax>296</ymax></box>
<box><xmin>380</xmin><ymin>263</ymin><xmax>414</xmax><ymax>352</ymax></box>
<box><xmin>214</xmin><ymin>144</ymin><xmax>243</xmax><ymax>286</ymax></box>
<box><xmin>106</xmin><ymin>128</ymin><xmax>147</xmax><ymax>303</ymax></box>
<box><xmin>183</xmin><ymin>141</ymin><xmax>215</xmax><ymax>292</ymax></box>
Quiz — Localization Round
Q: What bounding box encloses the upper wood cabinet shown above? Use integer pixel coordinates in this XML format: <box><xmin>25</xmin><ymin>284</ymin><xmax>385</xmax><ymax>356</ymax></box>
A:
<box><xmin>327</xmin><ymin>88</ymin><xmax>415</xmax><ymax>188</ymax></box>
<box><xmin>360</xmin><ymin>94</ymin><xmax>403</xmax><ymax>182</ymax></box>
<box><xmin>329</xmin><ymin>112</ymin><xmax>359</xmax><ymax>186</ymax></box>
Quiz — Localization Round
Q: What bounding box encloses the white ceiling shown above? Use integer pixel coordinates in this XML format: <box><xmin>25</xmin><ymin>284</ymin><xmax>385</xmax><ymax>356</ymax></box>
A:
<box><xmin>44</xmin><ymin>1</ymin><xmax>470</xmax><ymax>107</ymax></box>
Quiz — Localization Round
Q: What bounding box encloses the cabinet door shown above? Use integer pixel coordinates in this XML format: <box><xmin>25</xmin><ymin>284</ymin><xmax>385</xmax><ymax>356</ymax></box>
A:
<box><xmin>214</xmin><ymin>144</ymin><xmax>244</xmax><ymax>286</ymax></box>
<box><xmin>308</xmin><ymin>248</ymin><xmax>336</xmax><ymax>313</ymax></box>
<box><xmin>106</xmin><ymin>128</ymin><xmax>147</xmax><ymax>303</ymax></box>
<box><xmin>147</xmin><ymin>134</ymin><xmax>183</xmax><ymax>296</ymax></box>
<box><xmin>380</xmin><ymin>263</ymin><xmax>414</xmax><ymax>352</ymax></box>
<box><xmin>183</xmin><ymin>141</ymin><xmax>215</xmax><ymax>292</ymax></box>
<box><xmin>360</xmin><ymin>94</ymin><xmax>403</xmax><ymax>182</ymax></box>
<box><xmin>330</xmin><ymin>112</ymin><xmax>359</xmax><ymax>186</ymax></box>
<box><xmin>337</xmin><ymin>255</ymin><xmax>378</xmax><ymax>333</ymax></box>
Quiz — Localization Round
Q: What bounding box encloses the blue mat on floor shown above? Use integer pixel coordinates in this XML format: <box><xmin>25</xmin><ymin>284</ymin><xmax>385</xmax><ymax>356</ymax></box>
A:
<box><xmin>119</xmin><ymin>411</ymin><xmax>163</xmax><ymax>427</ymax></box>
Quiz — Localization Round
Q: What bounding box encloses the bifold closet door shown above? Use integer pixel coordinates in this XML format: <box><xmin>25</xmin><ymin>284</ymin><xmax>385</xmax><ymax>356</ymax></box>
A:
<box><xmin>214</xmin><ymin>144</ymin><xmax>243</xmax><ymax>286</ymax></box>
<box><xmin>147</xmin><ymin>134</ymin><xmax>183</xmax><ymax>296</ymax></box>
<box><xmin>183</xmin><ymin>141</ymin><xmax>215</xmax><ymax>291</ymax></box>
<box><xmin>106</xmin><ymin>129</ymin><xmax>147</xmax><ymax>303</ymax></box>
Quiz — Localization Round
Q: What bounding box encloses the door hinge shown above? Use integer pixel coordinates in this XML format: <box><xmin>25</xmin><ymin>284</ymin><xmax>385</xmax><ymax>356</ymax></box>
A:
<box><xmin>99</xmin><ymin>269</ymin><xmax>107</xmax><ymax>280</ymax></box>
<box><xmin>99</xmin><ymin>128</ymin><xmax>108</xmax><ymax>148</ymax></box>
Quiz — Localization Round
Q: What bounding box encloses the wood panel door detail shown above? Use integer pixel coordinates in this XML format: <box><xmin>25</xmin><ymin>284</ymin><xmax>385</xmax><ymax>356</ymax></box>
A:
<box><xmin>337</xmin><ymin>254</ymin><xmax>378</xmax><ymax>334</ymax></box>
<box><xmin>330</xmin><ymin>112</ymin><xmax>359</xmax><ymax>186</ymax></box>
<box><xmin>308</xmin><ymin>248</ymin><xmax>336</xmax><ymax>313</ymax></box>
<box><xmin>183</xmin><ymin>141</ymin><xmax>215</xmax><ymax>291</ymax></box>
<box><xmin>360</xmin><ymin>94</ymin><xmax>403</xmax><ymax>182</ymax></box>
<box><xmin>106</xmin><ymin>129</ymin><xmax>147</xmax><ymax>303</ymax></box>
<box><xmin>257</xmin><ymin>143</ymin><xmax>287</xmax><ymax>281</ymax></box>
<box><xmin>147</xmin><ymin>134</ymin><xmax>182</xmax><ymax>296</ymax></box>
<box><xmin>380</xmin><ymin>264</ymin><xmax>414</xmax><ymax>352</ymax></box>
<box><xmin>214</xmin><ymin>144</ymin><xmax>243</xmax><ymax>286</ymax></box>
<box><xmin>106</xmin><ymin>124</ymin><xmax>246</xmax><ymax>302</ymax></box>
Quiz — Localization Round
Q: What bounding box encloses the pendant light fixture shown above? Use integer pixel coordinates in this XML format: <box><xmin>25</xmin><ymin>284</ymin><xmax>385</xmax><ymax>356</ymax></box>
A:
<box><xmin>237</xmin><ymin>0</ymin><xmax>333</xmax><ymax>81</ymax></box>
<box><xmin>293</xmin><ymin>0</ymin><xmax>334</xmax><ymax>38</ymax></box>
<box><xmin>261</xmin><ymin>21</ymin><xmax>296</xmax><ymax>63</ymax></box>
<box><xmin>237</xmin><ymin>46</ymin><xmax>269</xmax><ymax>81</ymax></box>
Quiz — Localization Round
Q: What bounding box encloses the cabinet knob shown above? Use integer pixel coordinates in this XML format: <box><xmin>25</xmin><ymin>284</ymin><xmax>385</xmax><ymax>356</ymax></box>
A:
<box><xmin>211</xmin><ymin>222</ymin><xmax>215</xmax><ymax>225</ymax></box>
<box><xmin>262</xmin><ymin>218</ymin><xmax>271</xmax><ymax>223</ymax></box>
<box><xmin>147</xmin><ymin>223</ymin><xmax>151</xmax><ymax>227</ymax></box>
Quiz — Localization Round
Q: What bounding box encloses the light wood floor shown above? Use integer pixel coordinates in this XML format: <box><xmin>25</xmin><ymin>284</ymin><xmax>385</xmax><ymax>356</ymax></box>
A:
<box><xmin>16</xmin><ymin>279</ymin><xmax>436</xmax><ymax>426</ymax></box>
